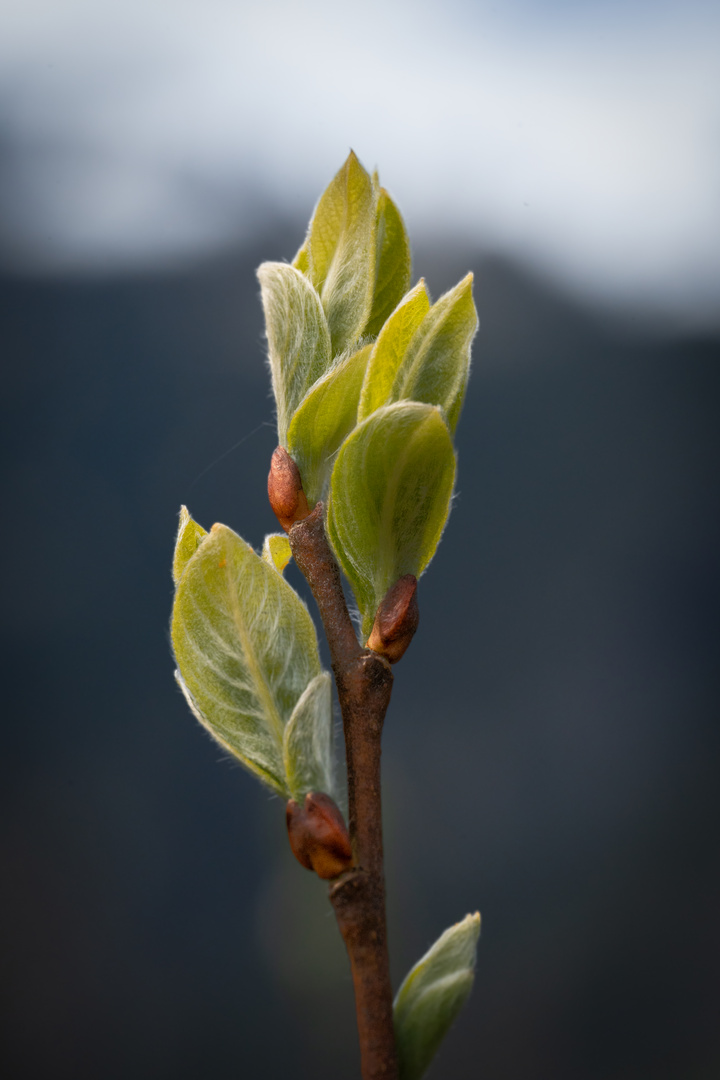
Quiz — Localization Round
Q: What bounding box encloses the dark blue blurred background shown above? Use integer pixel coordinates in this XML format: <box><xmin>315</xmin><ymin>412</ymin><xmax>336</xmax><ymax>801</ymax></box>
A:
<box><xmin>1</xmin><ymin>3</ymin><xmax>719</xmax><ymax>1078</ymax></box>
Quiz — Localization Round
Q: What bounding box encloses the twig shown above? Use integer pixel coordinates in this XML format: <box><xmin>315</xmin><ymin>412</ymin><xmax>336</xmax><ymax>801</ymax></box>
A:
<box><xmin>290</xmin><ymin>503</ymin><xmax>398</xmax><ymax>1080</ymax></box>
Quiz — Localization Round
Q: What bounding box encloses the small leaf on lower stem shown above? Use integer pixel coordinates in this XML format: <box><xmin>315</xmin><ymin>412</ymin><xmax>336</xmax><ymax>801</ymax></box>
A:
<box><xmin>394</xmin><ymin>912</ymin><xmax>481</xmax><ymax>1080</ymax></box>
<box><xmin>261</xmin><ymin>533</ymin><xmax>293</xmax><ymax>574</ymax></box>
<box><xmin>283</xmin><ymin>672</ymin><xmax>335</xmax><ymax>801</ymax></box>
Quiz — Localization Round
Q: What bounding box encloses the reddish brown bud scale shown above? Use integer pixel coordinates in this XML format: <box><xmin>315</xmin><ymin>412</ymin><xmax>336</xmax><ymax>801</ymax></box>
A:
<box><xmin>268</xmin><ymin>446</ymin><xmax>311</xmax><ymax>532</ymax></box>
<box><xmin>366</xmin><ymin>574</ymin><xmax>419</xmax><ymax>663</ymax></box>
<box><xmin>286</xmin><ymin>792</ymin><xmax>354</xmax><ymax>880</ymax></box>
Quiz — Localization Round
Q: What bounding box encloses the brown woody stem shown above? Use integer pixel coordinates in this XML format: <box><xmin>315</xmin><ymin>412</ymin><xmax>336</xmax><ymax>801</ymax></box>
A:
<box><xmin>289</xmin><ymin>503</ymin><xmax>398</xmax><ymax>1080</ymax></box>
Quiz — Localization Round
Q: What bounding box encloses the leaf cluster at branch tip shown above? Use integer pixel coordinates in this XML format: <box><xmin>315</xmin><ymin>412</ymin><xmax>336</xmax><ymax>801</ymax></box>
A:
<box><xmin>259</xmin><ymin>152</ymin><xmax>478</xmax><ymax>633</ymax></box>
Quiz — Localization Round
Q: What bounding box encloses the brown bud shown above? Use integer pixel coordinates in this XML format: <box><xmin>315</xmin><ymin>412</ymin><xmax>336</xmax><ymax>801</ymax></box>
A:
<box><xmin>286</xmin><ymin>792</ymin><xmax>354</xmax><ymax>880</ymax></box>
<box><xmin>268</xmin><ymin>446</ymin><xmax>311</xmax><ymax>532</ymax></box>
<box><xmin>366</xmin><ymin>574</ymin><xmax>419</xmax><ymax>664</ymax></box>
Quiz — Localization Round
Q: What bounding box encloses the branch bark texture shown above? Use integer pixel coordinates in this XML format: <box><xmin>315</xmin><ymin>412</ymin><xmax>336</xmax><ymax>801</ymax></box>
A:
<box><xmin>290</xmin><ymin>504</ymin><xmax>398</xmax><ymax>1080</ymax></box>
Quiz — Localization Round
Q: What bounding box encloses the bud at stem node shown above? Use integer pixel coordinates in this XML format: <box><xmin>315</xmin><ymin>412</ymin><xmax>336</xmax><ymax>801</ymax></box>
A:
<box><xmin>366</xmin><ymin>574</ymin><xmax>419</xmax><ymax>663</ymax></box>
<box><xmin>268</xmin><ymin>446</ymin><xmax>311</xmax><ymax>532</ymax></box>
<box><xmin>286</xmin><ymin>792</ymin><xmax>353</xmax><ymax>880</ymax></box>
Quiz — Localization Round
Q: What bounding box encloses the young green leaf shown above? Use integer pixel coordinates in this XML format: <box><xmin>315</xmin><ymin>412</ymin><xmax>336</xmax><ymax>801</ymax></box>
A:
<box><xmin>305</xmin><ymin>151</ymin><xmax>378</xmax><ymax>356</ymax></box>
<box><xmin>358</xmin><ymin>281</ymin><xmax>431</xmax><ymax>422</ymax></box>
<box><xmin>287</xmin><ymin>343</ymin><xmax>371</xmax><ymax>505</ymax></box>
<box><xmin>363</xmin><ymin>188</ymin><xmax>412</xmax><ymax>339</ymax></box>
<box><xmin>261</xmin><ymin>533</ymin><xmax>292</xmax><ymax>574</ymax></box>
<box><xmin>171</xmin><ymin>523</ymin><xmax>322</xmax><ymax>796</ymax></box>
<box><xmin>173</xmin><ymin>505</ymin><xmax>207</xmax><ymax>584</ymax></box>
<box><xmin>257</xmin><ymin>262</ymin><xmax>332</xmax><ymax>445</ymax></box>
<box><xmin>292</xmin><ymin>239</ymin><xmax>310</xmax><ymax>275</ymax></box>
<box><xmin>394</xmin><ymin>912</ymin><xmax>481</xmax><ymax>1080</ymax></box>
<box><xmin>283</xmin><ymin>671</ymin><xmax>334</xmax><ymax>801</ymax></box>
<box><xmin>390</xmin><ymin>273</ymin><xmax>478</xmax><ymax>433</ymax></box>
<box><xmin>327</xmin><ymin>402</ymin><xmax>456</xmax><ymax>638</ymax></box>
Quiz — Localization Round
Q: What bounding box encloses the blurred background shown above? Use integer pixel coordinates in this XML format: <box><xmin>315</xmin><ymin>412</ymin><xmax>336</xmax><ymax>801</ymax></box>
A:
<box><xmin>1</xmin><ymin>1</ymin><xmax>719</xmax><ymax>1077</ymax></box>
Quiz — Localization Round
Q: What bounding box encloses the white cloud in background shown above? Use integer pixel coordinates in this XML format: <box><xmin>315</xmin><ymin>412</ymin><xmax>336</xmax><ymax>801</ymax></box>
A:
<box><xmin>1</xmin><ymin>0</ymin><xmax>718</xmax><ymax>325</ymax></box>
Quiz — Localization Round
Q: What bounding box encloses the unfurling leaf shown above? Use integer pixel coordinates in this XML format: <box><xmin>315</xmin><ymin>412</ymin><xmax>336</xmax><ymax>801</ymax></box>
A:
<box><xmin>261</xmin><ymin>533</ymin><xmax>292</xmax><ymax>574</ymax></box>
<box><xmin>388</xmin><ymin>273</ymin><xmax>478</xmax><ymax>434</ymax></box>
<box><xmin>302</xmin><ymin>151</ymin><xmax>378</xmax><ymax>356</ymax></box>
<box><xmin>289</xmin><ymin>154</ymin><xmax>414</xmax><ymax>361</ymax></box>
<box><xmin>358</xmin><ymin>280</ymin><xmax>431</xmax><ymax>422</ymax></box>
<box><xmin>283</xmin><ymin>671</ymin><xmax>335</xmax><ymax>800</ymax></box>
<box><xmin>394</xmin><ymin>912</ymin><xmax>481</xmax><ymax>1080</ymax></box>
<box><xmin>171</xmin><ymin>523</ymin><xmax>323</xmax><ymax>796</ymax></box>
<box><xmin>257</xmin><ymin>262</ymin><xmax>332</xmax><ymax>445</ymax></box>
<box><xmin>327</xmin><ymin>402</ymin><xmax>456</xmax><ymax>638</ymax></box>
<box><xmin>287</xmin><ymin>344</ymin><xmax>371</xmax><ymax>505</ymax></box>
<box><xmin>364</xmin><ymin>187</ymin><xmax>412</xmax><ymax>339</ymax></box>
<box><xmin>173</xmin><ymin>505</ymin><xmax>207</xmax><ymax>584</ymax></box>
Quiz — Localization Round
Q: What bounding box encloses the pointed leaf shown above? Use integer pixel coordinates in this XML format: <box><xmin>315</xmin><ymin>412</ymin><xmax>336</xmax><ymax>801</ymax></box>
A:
<box><xmin>358</xmin><ymin>281</ymin><xmax>431</xmax><ymax>422</ymax></box>
<box><xmin>390</xmin><ymin>273</ymin><xmax>478</xmax><ymax>433</ymax></box>
<box><xmin>171</xmin><ymin>524</ymin><xmax>322</xmax><ymax>795</ymax></box>
<box><xmin>258</xmin><ymin>262</ymin><xmax>332</xmax><ymax>445</ymax></box>
<box><xmin>292</xmin><ymin>239</ymin><xmax>310</xmax><ymax>274</ymax></box>
<box><xmin>262</xmin><ymin>533</ymin><xmax>292</xmax><ymax>574</ymax></box>
<box><xmin>327</xmin><ymin>402</ymin><xmax>456</xmax><ymax>638</ymax></box>
<box><xmin>394</xmin><ymin>913</ymin><xmax>481</xmax><ymax>1080</ymax></box>
<box><xmin>307</xmin><ymin>152</ymin><xmax>378</xmax><ymax>356</ymax></box>
<box><xmin>283</xmin><ymin>671</ymin><xmax>334</xmax><ymax>801</ymax></box>
<box><xmin>287</xmin><ymin>344</ymin><xmax>371</xmax><ymax>505</ymax></box>
<box><xmin>173</xmin><ymin>505</ymin><xmax>208</xmax><ymax>584</ymax></box>
<box><xmin>364</xmin><ymin>188</ymin><xmax>412</xmax><ymax>339</ymax></box>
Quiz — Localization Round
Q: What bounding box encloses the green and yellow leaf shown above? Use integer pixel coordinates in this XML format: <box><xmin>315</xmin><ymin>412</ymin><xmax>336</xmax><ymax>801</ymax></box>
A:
<box><xmin>394</xmin><ymin>912</ymin><xmax>481</xmax><ymax>1080</ymax></box>
<box><xmin>261</xmin><ymin>533</ymin><xmax>292</xmax><ymax>574</ymax></box>
<box><xmin>173</xmin><ymin>505</ymin><xmax>208</xmax><ymax>585</ymax></box>
<box><xmin>363</xmin><ymin>188</ymin><xmax>412</xmax><ymax>339</ymax></box>
<box><xmin>327</xmin><ymin>402</ymin><xmax>456</xmax><ymax>638</ymax></box>
<box><xmin>283</xmin><ymin>671</ymin><xmax>335</xmax><ymax>801</ymax></box>
<box><xmin>358</xmin><ymin>281</ymin><xmax>431</xmax><ymax>422</ymax></box>
<box><xmin>390</xmin><ymin>273</ymin><xmax>478</xmax><ymax>433</ymax></box>
<box><xmin>292</xmin><ymin>239</ymin><xmax>310</xmax><ymax>275</ymax></box>
<box><xmin>171</xmin><ymin>524</ymin><xmax>322</xmax><ymax>795</ymax></box>
<box><xmin>305</xmin><ymin>151</ymin><xmax>378</xmax><ymax>356</ymax></box>
<box><xmin>287</xmin><ymin>344</ymin><xmax>371</xmax><ymax>505</ymax></box>
<box><xmin>257</xmin><ymin>262</ymin><xmax>332</xmax><ymax>445</ymax></box>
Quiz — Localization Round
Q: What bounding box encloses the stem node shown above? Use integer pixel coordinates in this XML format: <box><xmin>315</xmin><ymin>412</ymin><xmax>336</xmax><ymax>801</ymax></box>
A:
<box><xmin>289</xmin><ymin>501</ymin><xmax>398</xmax><ymax>1080</ymax></box>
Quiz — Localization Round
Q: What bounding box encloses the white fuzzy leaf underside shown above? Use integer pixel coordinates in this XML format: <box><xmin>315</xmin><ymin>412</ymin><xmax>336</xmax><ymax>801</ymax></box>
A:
<box><xmin>171</xmin><ymin>524</ymin><xmax>322</xmax><ymax>795</ymax></box>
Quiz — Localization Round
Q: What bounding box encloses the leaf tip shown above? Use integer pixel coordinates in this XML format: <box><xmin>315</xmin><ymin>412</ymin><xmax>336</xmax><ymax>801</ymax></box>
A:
<box><xmin>262</xmin><ymin>532</ymin><xmax>293</xmax><ymax>574</ymax></box>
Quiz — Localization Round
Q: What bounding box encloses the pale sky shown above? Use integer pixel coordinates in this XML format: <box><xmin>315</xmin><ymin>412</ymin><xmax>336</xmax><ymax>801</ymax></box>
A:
<box><xmin>1</xmin><ymin>0</ymin><xmax>718</xmax><ymax>327</ymax></box>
